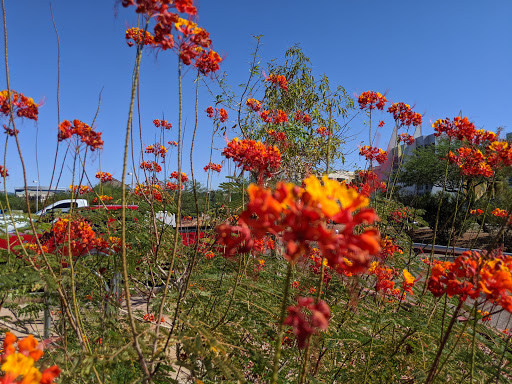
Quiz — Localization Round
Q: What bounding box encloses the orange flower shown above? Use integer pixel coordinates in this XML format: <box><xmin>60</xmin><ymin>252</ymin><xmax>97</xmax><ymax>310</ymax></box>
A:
<box><xmin>358</xmin><ymin>91</ymin><xmax>387</xmax><ymax>110</ymax></box>
<box><xmin>0</xmin><ymin>90</ymin><xmax>39</xmax><ymax>121</ymax></box>
<box><xmin>266</xmin><ymin>74</ymin><xmax>288</xmax><ymax>91</ymax></box>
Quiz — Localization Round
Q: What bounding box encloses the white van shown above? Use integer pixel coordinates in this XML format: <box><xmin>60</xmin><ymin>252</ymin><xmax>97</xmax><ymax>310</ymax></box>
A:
<box><xmin>35</xmin><ymin>199</ymin><xmax>89</xmax><ymax>216</ymax></box>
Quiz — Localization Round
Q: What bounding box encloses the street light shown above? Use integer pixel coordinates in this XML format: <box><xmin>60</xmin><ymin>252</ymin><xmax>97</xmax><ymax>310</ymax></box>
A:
<box><xmin>32</xmin><ymin>180</ymin><xmax>39</xmax><ymax>212</ymax></box>
<box><xmin>127</xmin><ymin>172</ymin><xmax>133</xmax><ymax>191</ymax></box>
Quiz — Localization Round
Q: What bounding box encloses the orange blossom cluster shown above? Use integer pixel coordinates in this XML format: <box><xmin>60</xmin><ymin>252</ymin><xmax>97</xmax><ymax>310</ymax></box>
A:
<box><xmin>216</xmin><ymin>175</ymin><xmax>380</xmax><ymax>274</ymax></box>
<box><xmin>145</xmin><ymin>143</ymin><xmax>168</xmax><ymax>158</ymax></box>
<box><xmin>428</xmin><ymin>250</ymin><xmax>512</xmax><ymax>311</ymax></box>
<box><xmin>0</xmin><ymin>165</ymin><xmax>7</xmax><ymax>177</ymax></box>
<box><xmin>170</xmin><ymin>171</ymin><xmax>189</xmax><ymax>182</ymax></box>
<box><xmin>95</xmin><ymin>172</ymin><xmax>113</xmax><ymax>183</ymax></box>
<box><xmin>58</xmin><ymin>119</ymin><xmax>103</xmax><ymax>151</ymax></box>
<box><xmin>205</xmin><ymin>106</ymin><xmax>228</xmax><ymax>122</ymax></box>
<box><xmin>92</xmin><ymin>195</ymin><xmax>113</xmax><ymax>204</ymax></box>
<box><xmin>315</xmin><ymin>126</ymin><xmax>328</xmax><ymax>137</ymax></box>
<box><xmin>387</xmin><ymin>102</ymin><xmax>422</xmax><ymax>126</ymax></box>
<box><xmin>470</xmin><ymin>209</ymin><xmax>484</xmax><ymax>216</ymax></box>
<box><xmin>399</xmin><ymin>133</ymin><xmax>415</xmax><ymax>145</ymax></box>
<box><xmin>1</xmin><ymin>332</ymin><xmax>60</xmax><ymax>384</ymax></box>
<box><xmin>246</xmin><ymin>98</ymin><xmax>261</xmax><ymax>112</ymax></box>
<box><xmin>0</xmin><ymin>90</ymin><xmax>39</xmax><ymax>121</ymax></box>
<box><xmin>348</xmin><ymin>170</ymin><xmax>386</xmax><ymax>197</ymax></box>
<box><xmin>69</xmin><ymin>185</ymin><xmax>92</xmax><ymax>195</ymax></box>
<box><xmin>358</xmin><ymin>91</ymin><xmax>387</xmax><ymax>110</ymax></box>
<box><xmin>222</xmin><ymin>138</ymin><xmax>281</xmax><ymax>179</ymax></box>
<box><xmin>42</xmin><ymin>217</ymin><xmax>101</xmax><ymax>257</ymax></box>
<box><xmin>293</xmin><ymin>110</ymin><xmax>312</xmax><ymax>125</ymax></box>
<box><xmin>125</xmin><ymin>27</ymin><xmax>155</xmax><ymax>46</ymax></box>
<box><xmin>153</xmin><ymin>119</ymin><xmax>172</xmax><ymax>129</ymax></box>
<box><xmin>265</xmin><ymin>74</ymin><xmax>288</xmax><ymax>91</ymax></box>
<box><xmin>135</xmin><ymin>183</ymin><xmax>162</xmax><ymax>202</ymax></box>
<box><xmin>141</xmin><ymin>161</ymin><xmax>162</xmax><ymax>173</ymax></box>
<box><xmin>359</xmin><ymin>145</ymin><xmax>388</xmax><ymax>164</ymax></box>
<box><xmin>260</xmin><ymin>109</ymin><xmax>288</xmax><ymax>124</ymax></box>
<box><xmin>204</xmin><ymin>162</ymin><xmax>222</xmax><ymax>172</ymax></box>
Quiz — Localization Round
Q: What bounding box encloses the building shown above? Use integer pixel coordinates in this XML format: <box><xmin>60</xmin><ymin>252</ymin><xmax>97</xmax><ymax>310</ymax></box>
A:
<box><xmin>327</xmin><ymin>170</ymin><xmax>355</xmax><ymax>184</ymax></box>
<box><xmin>14</xmin><ymin>186</ymin><xmax>67</xmax><ymax>201</ymax></box>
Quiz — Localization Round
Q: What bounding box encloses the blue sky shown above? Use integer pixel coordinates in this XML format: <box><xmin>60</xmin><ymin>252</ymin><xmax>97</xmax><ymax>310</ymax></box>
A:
<box><xmin>1</xmin><ymin>0</ymin><xmax>511</xmax><ymax>192</ymax></box>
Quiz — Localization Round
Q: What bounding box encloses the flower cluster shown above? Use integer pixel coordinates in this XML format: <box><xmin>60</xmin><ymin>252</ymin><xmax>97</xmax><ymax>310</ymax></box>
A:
<box><xmin>359</xmin><ymin>145</ymin><xmax>388</xmax><ymax>164</ymax></box>
<box><xmin>427</xmin><ymin>251</ymin><xmax>512</xmax><ymax>311</ymax></box>
<box><xmin>266</xmin><ymin>130</ymin><xmax>289</xmax><ymax>150</ymax></box>
<box><xmin>92</xmin><ymin>195</ymin><xmax>113</xmax><ymax>204</ymax></box>
<box><xmin>95</xmin><ymin>172</ymin><xmax>113</xmax><ymax>183</ymax></box>
<box><xmin>399</xmin><ymin>133</ymin><xmax>415</xmax><ymax>145</ymax></box>
<box><xmin>348</xmin><ymin>170</ymin><xmax>386</xmax><ymax>197</ymax></box>
<box><xmin>293</xmin><ymin>110</ymin><xmax>312</xmax><ymax>125</ymax></box>
<box><xmin>122</xmin><ymin>1</ymin><xmax>221</xmax><ymax>75</ymax></box>
<box><xmin>387</xmin><ymin>102</ymin><xmax>422</xmax><ymax>126</ymax></box>
<box><xmin>43</xmin><ymin>217</ymin><xmax>99</xmax><ymax>257</ymax></box>
<box><xmin>390</xmin><ymin>207</ymin><xmax>412</xmax><ymax>223</ymax></box>
<box><xmin>358</xmin><ymin>91</ymin><xmax>387</xmax><ymax>110</ymax></box>
<box><xmin>246</xmin><ymin>98</ymin><xmax>261</xmax><ymax>112</ymax></box>
<box><xmin>492</xmin><ymin>208</ymin><xmax>509</xmax><ymax>218</ymax></box>
<box><xmin>135</xmin><ymin>183</ymin><xmax>162</xmax><ymax>202</ymax></box>
<box><xmin>315</xmin><ymin>126</ymin><xmax>328</xmax><ymax>137</ymax></box>
<box><xmin>140</xmin><ymin>161</ymin><xmax>162</xmax><ymax>173</ymax></box>
<box><xmin>168</xmin><ymin>140</ymin><xmax>177</xmax><ymax>146</ymax></box>
<box><xmin>205</xmin><ymin>106</ymin><xmax>228</xmax><ymax>122</ymax></box>
<box><xmin>195</xmin><ymin>49</ymin><xmax>222</xmax><ymax>75</ymax></box>
<box><xmin>260</xmin><ymin>109</ymin><xmax>288</xmax><ymax>124</ymax></box>
<box><xmin>470</xmin><ymin>209</ymin><xmax>484</xmax><ymax>216</ymax></box>
<box><xmin>284</xmin><ymin>297</ymin><xmax>330</xmax><ymax>349</ymax></box>
<box><xmin>165</xmin><ymin>181</ymin><xmax>183</xmax><ymax>190</ymax></box>
<box><xmin>69</xmin><ymin>185</ymin><xmax>92</xmax><ymax>195</ymax></box>
<box><xmin>0</xmin><ymin>165</ymin><xmax>7</xmax><ymax>177</ymax></box>
<box><xmin>126</xmin><ymin>27</ymin><xmax>155</xmax><ymax>46</ymax></box>
<box><xmin>145</xmin><ymin>143</ymin><xmax>168</xmax><ymax>158</ymax></box>
<box><xmin>58</xmin><ymin>119</ymin><xmax>103</xmax><ymax>151</ymax></box>
<box><xmin>222</xmin><ymin>138</ymin><xmax>281</xmax><ymax>180</ymax></box>
<box><xmin>378</xmin><ymin>236</ymin><xmax>403</xmax><ymax>261</ymax></box>
<box><xmin>153</xmin><ymin>119</ymin><xmax>172</xmax><ymax>129</ymax></box>
<box><xmin>0</xmin><ymin>90</ymin><xmax>39</xmax><ymax>121</ymax></box>
<box><xmin>204</xmin><ymin>162</ymin><xmax>222</xmax><ymax>172</ymax></box>
<box><xmin>447</xmin><ymin>147</ymin><xmax>493</xmax><ymax>178</ymax></box>
<box><xmin>1</xmin><ymin>332</ymin><xmax>60</xmax><ymax>384</ymax></box>
<box><xmin>433</xmin><ymin>116</ymin><xmax>476</xmax><ymax>141</ymax></box>
<box><xmin>170</xmin><ymin>171</ymin><xmax>189</xmax><ymax>182</ymax></box>
<box><xmin>265</xmin><ymin>74</ymin><xmax>288</xmax><ymax>91</ymax></box>
<box><xmin>216</xmin><ymin>175</ymin><xmax>380</xmax><ymax>275</ymax></box>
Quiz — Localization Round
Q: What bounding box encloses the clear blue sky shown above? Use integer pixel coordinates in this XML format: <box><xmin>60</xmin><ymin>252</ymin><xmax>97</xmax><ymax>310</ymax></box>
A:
<box><xmin>1</xmin><ymin>0</ymin><xmax>511</xmax><ymax>192</ymax></box>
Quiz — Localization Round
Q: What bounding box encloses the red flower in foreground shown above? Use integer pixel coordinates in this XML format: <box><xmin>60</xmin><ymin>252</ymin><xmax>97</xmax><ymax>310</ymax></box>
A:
<box><xmin>284</xmin><ymin>297</ymin><xmax>330</xmax><ymax>349</ymax></box>
<box><xmin>222</xmin><ymin>138</ymin><xmax>281</xmax><ymax>180</ymax></box>
<box><xmin>388</xmin><ymin>102</ymin><xmax>422</xmax><ymax>126</ymax></box>
<box><xmin>359</xmin><ymin>145</ymin><xmax>388</xmax><ymax>164</ymax></box>
<box><xmin>246</xmin><ymin>98</ymin><xmax>261</xmax><ymax>112</ymax></box>
<box><xmin>0</xmin><ymin>89</ymin><xmax>39</xmax><ymax>121</ymax></box>
<box><xmin>206</xmin><ymin>106</ymin><xmax>214</xmax><ymax>118</ymax></box>
<box><xmin>219</xmin><ymin>108</ymin><xmax>228</xmax><ymax>123</ymax></box>
<box><xmin>216</xmin><ymin>175</ymin><xmax>380</xmax><ymax>273</ymax></box>
<box><xmin>266</xmin><ymin>74</ymin><xmax>288</xmax><ymax>91</ymax></box>
<box><xmin>1</xmin><ymin>332</ymin><xmax>61</xmax><ymax>384</ymax></box>
<box><xmin>58</xmin><ymin>119</ymin><xmax>103</xmax><ymax>151</ymax></box>
<box><xmin>195</xmin><ymin>49</ymin><xmax>222</xmax><ymax>75</ymax></box>
<box><xmin>126</xmin><ymin>27</ymin><xmax>154</xmax><ymax>46</ymax></box>
<box><xmin>399</xmin><ymin>133</ymin><xmax>415</xmax><ymax>145</ymax></box>
<box><xmin>153</xmin><ymin>119</ymin><xmax>172</xmax><ymax>129</ymax></box>
<box><xmin>358</xmin><ymin>91</ymin><xmax>387</xmax><ymax>110</ymax></box>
